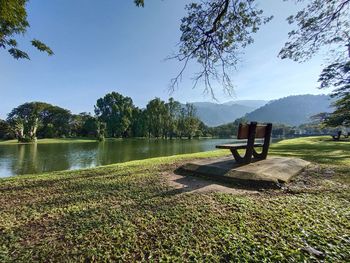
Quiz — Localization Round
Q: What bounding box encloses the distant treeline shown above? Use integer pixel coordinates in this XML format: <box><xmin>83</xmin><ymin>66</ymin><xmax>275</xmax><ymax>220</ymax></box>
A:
<box><xmin>0</xmin><ymin>91</ymin><xmax>337</xmax><ymax>142</ymax></box>
<box><xmin>0</xmin><ymin>92</ymin><xmax>212</xmax><ymax>142</ymax></box>
<box><xmin>209</xmin><ymin>121</ymin><xmax>338</xmax><ymax>138</ymax></box>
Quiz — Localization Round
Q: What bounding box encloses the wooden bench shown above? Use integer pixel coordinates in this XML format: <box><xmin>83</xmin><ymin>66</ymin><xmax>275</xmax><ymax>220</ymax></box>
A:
<box><xmin>216</xmin><ymin>122</ymin><xmax>272</xmax><ymax>164</ymax></box>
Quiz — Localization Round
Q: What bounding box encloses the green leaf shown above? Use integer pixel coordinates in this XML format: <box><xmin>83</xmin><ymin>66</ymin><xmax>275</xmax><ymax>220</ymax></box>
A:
<box><xmin>31</xmin><ymin>39</ymin><xmax>54</xmax><ymax>56</ymax></box>
<box><xmin>8</xmin><ymin>48</ymin><xmax>30</xmax><ymax>59</ymax></box>
<box><xmin>134</xmin><ymin>0</ymin><xmax>144</xmax><ymax>7</ymax></box>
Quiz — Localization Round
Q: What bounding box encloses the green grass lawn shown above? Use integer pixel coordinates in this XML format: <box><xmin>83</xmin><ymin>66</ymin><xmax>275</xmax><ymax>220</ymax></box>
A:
<box><xmin>0</xmin><ymin>138</ymin><xmax>99</xmax><ymax>145</ymax></box>
<box><xmin>0</xmin><ymin>136</ymin><xmax>349</xmax><ymax>262</ymax></box>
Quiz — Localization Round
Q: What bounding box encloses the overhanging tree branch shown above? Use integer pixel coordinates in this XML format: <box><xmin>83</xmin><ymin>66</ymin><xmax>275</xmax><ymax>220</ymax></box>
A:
<box><xmin>169</xmin><ymin>0</ymin><xmax>272</xmax><ymax>97</ymax></box>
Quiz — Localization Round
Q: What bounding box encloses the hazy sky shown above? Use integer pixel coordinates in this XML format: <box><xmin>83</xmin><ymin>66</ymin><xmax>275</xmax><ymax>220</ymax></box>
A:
<box><xmin>0</xmin><ymin>0</ymin><xmax>331</xmax><ymax>118</ymax></box>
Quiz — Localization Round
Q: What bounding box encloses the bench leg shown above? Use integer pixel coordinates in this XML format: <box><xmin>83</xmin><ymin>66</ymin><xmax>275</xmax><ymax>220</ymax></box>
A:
<box><xmin>252</xmin><ymin>148</ymin><xmax>268</xmax><ymax>160</ymax></box>
<box><xmin>253</xmin><ymin>144</ymin><xmax>270</xmax><ymax>160</ymax></box>
<box><xmin>230</xmin><ymin>148</ymin><xmax>252</xmax><ymax>164</ymax></box>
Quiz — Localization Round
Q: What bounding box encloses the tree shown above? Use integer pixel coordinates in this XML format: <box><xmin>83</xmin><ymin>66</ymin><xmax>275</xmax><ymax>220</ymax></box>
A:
<box><xmin>178</xmin><ymin>103</ymin><xmax>200</xmax><ymax>139</ymax></box>
<box><xmin>0</xmin><ymin>0</ymin><xmax>53</xmax><ymax>59</ymax></box>
<box><xmin>145</xmin><ymin>98</ymin><xmax>167</xmax><ymax>138</ymax></box>
<box><xmin>7</xmin><ymin>102</ymin><xmax>51</xmax><ymax>142</ymax></box>
<box><xmin>134</xmin><ymin>0</ymin><xmax>144</xmax><ymax>7</ymax></box>
<box><xmin>6</xmin><ymin>102</ymin><xmax>72</xmax><ymax>141</ymax></box>
<box><xmin>38</xmin><ymin>105</ymin><xmax>72</xmax><ymax>138</ymax></box>
<box><xmin>165</xmin><ymin>98</ymin><xmax>181</xmax><ymax>139</ymax></box>
<box><xmin>279</xmin><ymin>0</ymin><xmax>349</xmax><ymax>62</ymax></box>
<box><xmin>318</xmin><ymin>61</ymin><xmax>350</xmax><ymax>126</ymax></box>
<box><xmin>71</xmin><ymin>113</ymin><xmax>102</xmax><ymax>139</ymax></box>
<box><xmin>198</xmin><ymin>121</ymin><xmax>211</xmax><ymax>137</ymax></box>
<box><xmin>324</xmin><ymin>94</ymin><xmax>350</xmax><ymax>127</ymax></box>
<box><xmin>96</xmin><ymin>121</ymin><xmax>106</xmax><ymax>141</ymax></box>
<box><xmin>279</xmin><ymin>0</ymin><xmax>350</xmax><ymax>127</ymax></box>
<box><xmin>184</xmin><ymin>103</ymin><xmax>200</xmax><ymax>139</ymax></box>
<box><xmin>70</xmin><ymin>113</ymin><xmax>92</xmax><ymax>137</ymax></box>
<box><xmin>95</xmin><ymin>92</ymin><xmax>135</xmax><ymax>138</ymax></box>
<box><xmin>168</xmin><ymin>0</ymin><xmax>272</xmax><ymax>96</ymax></box>
<box><xmin>210</xmin><ymin>118</ymin><xmax>243</xmax><ymax>138</ymax></box>
<box><xmin>0</xmin><ymin>119</ymin><xmax>14</xmax><ymax>139</ymax></box>
<box><xmin>130</xmin><ymin>107</ymin><xmax>148</xmax><ymax>137</ymax></box>
<box><xmin>83</xmin><ymin>116</ymin><xmax>100</xmax><ymax>138</ymax></box>
<box><xmin>139</xmin><ymin>0</ymin><xmax>350</xmax><ymax>109</ymax></box>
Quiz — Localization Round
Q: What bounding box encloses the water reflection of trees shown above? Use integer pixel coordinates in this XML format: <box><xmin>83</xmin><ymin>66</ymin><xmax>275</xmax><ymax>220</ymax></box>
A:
<box><xmin>13</xmin><ymin>144</ymin><xmax>38</xmax><ymax>175</ymax></box>
<box><xmin>67</xmin><ymin>142</ymin><xmax>98</xmax><ymax>170</ymax></box>
<box><xmin>5</xmin><ymin>143</ymin><xmax>98</xmax><ymax>175</ymax></box>
<box><xmin>1</xmin><ymin>139</ymin><xmax>232</xmax><ymax>176</ymax></box>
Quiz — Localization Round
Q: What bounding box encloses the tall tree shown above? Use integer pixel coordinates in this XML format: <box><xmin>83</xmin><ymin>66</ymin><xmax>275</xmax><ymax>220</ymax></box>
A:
<box><xmin>70</xmin><ymin>113</ymin><xmax>91</xmax><ymax>137</ymax></box>
<box><xmin>177</xmin><ymin>103</ymin><xmax>200</xmax><ymax>139</ymax></box>
<box><xmin>95</xmin><ymin>92</ymin><xmax>135</xmax><ymax>138</ymax></box>
<box><xmin>165</xmin><ymin>98</ymin><xmax>182</xmax><ymax>139</ymax></box>
<box><xmin>130</xmin><ymin>107</ymin><xmax>148</xmax><ymax>137</ymax></box>
<box><xmin>38</xmin><ymin>105</ymin><xmax>72</xmax><ymax>138</ymax></box>
<box><xmin>0</xmin><ymin>0</ymin><xmax>53</xmax><ymax>59</ymax></box>
<box><xmin>0</xmin><ymin>119</ymin><xmax>13</xmax><ymax>139</ymax></box>
<box><xmin>96</xmin><ymin>121</ymin><xmax>106</xmax><ymax>141</ymax></box>
<box><xmin>183</xmin><ymin>103</ymin><xmax>200</xmax><ymax>139</ymax></box>
<box><xmin>7</xmin><ymin>102</ymin><xmax>51</xmax><ymax>142</ymax></box>
<box><xmin>324</xmin><ymin>94</ymin><xmax>350</xmax><ymax>127</ymax></box>
<box><xmin>71</xmin><ymin>113</ymin><xmax>101</xmax><ymax>138</ymax></box>
<box><xmin>279</xmin><ymin>0</ymin><xmax>350</xmax><ymax>126</ymax></box>
<box><xmin>145</xmin><ymin>98</ymin><xmax>167</xmax><ymax>138</ymax></box>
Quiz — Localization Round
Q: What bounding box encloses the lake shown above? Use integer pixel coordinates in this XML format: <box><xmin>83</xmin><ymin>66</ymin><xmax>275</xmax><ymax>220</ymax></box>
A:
<box><xmin>0</xmin><ymin>138</ymin><xmax>234</xmax><ymax>177</ymax></box>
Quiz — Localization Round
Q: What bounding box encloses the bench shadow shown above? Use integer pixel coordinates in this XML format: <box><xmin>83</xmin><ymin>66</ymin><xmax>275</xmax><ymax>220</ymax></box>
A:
<box><xmin>172</xmin><ymin>157</ymin><xmax>286</xmax><ymax>193</ymax></box>
<box><xmin>152</xmin><ymin>158</ymin><xmax>278</xmax><ymax>199</ymax></box>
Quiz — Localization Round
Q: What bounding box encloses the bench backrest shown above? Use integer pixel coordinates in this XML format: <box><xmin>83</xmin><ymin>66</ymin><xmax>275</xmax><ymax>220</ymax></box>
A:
<box><xmin>237</xmin><ymin>122</ymin><xmax>272</xmax><ymax>140</ymax></box>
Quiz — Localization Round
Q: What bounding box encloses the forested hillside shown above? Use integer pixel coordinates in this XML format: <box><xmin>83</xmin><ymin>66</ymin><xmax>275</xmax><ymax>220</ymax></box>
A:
<box><xmin>245</xmin><ymin>95</ymin><xmax>333</xmax><ymax>126</ymax></box>
<box><xmin>192</xmin><ymin>100</ymin><xmax>267</xmax><ymax>126</ymax></box>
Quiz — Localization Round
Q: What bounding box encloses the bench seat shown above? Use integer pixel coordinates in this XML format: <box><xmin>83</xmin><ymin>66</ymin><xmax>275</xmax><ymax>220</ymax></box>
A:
<box><xmin>216</xmin><ymin>143</ymin><xmax>264</xmax><ymax>150</ymax></box>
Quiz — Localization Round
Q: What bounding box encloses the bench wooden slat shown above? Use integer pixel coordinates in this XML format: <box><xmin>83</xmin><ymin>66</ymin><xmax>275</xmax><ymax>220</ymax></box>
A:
<box><xmin>238</xmin><ymin>124</ymin><xmax>267</xmax><ymax>139</ymax></box>
<box><xmin>215</xmin><ymin>122</ymin><xmax>272</xmax><ymax>164</ymax></box>
<box><xmin>216</xmin><ymin>143</ymin><xmax>264</xmax><ymax>150</ymax></box>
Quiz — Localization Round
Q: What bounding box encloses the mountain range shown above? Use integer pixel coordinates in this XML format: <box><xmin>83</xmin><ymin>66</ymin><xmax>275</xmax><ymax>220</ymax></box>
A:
<box><xmin>244</xmin><ymin>94</ymin><xmax>334</xmax><ymax>126</ymax></box>
<box><xmin>192</xmin><ymin>100</ymin><xmax>268</xmax><ymax>126</ymax></box>
<box><xmin>192</xmin><ymin>95</ymin><xmax>333</xmax><ymax>127</ymax></box>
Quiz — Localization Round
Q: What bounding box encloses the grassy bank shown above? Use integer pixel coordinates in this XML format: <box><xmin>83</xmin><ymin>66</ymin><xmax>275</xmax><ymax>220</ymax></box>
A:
<box><xmin>0</xmin><ymin>136</ymin><xmax>219</xmax><ymax>145</ymax></box>
<box><xmin>0</xmin><ymin>137</ymin><xmax>349</xmax><ymax>261</ymax></box>
<box><xmin>0</xmin><ymin>138</ymin><xmax>98</xmax><ymax>145</ymax></box>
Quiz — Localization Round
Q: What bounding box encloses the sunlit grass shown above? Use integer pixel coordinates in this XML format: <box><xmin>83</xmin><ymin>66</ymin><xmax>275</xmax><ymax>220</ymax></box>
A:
<box><xmin>269</xmin><ymin>136</ymin><xmax>350</xmax><ymax>165</ymax></box>
<box><xmin>0</xmin><ymin>136</ymin><xmax>349</xmax><ymax>261</ymax></box>
<box><xmin>0</xmin><ymin>138</ymin><xmax>98</xmax><ymax>145</ymax></box>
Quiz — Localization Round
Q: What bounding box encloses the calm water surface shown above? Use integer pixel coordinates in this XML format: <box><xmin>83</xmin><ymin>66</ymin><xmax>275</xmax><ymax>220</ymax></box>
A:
<box><xmin>0</xmin><ymin>138</ymin><xmax>234</xmax><ymax>177</ymax></box>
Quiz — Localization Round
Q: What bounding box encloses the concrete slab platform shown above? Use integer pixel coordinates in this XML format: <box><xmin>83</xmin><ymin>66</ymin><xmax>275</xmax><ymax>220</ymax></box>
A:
<box><xmin>178</xmin><ymin>156</ymin><xmax>310</xmax><ymax>188</ymax></box>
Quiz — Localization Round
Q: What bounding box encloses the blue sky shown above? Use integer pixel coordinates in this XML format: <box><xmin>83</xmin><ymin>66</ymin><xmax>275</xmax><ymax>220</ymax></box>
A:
<box><xmin>0</xmin><ymin>0</ymin><xmax>330</xmax><ymax>118</ymax></box>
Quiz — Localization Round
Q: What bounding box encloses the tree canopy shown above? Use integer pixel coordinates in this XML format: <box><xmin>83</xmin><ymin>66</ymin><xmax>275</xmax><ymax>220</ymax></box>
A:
<box><xmin>94</xmin><ymin>92</ymin><xmax>135</xmax><ymax>138</ymax></box>
<box><xmin>278</xmin><ymin>0</ymin><xmax>350</xmax><ymax>127</ymax></box>
<box><xmin>169</xmin><ymin>0</ymin><xmax>272</xmax><ymax>96</ymax></box>
<box><xmin>0</xmin><ymin>0</ymin><xmax>53</xmax><ymax>59</ymax></box>
<box><xmin>279</xmin><ymin>0</ymin><xmax>349</xmax><ymax>62</ymax></box>
<box><xmin>7</xmin><ymin>102</ymin><xmax>51</xmax><ymax>142</ymax></box>
<box><xmin>2</xmin><ymin>93</ymin><xmax>206</xmax><ymax>142</ymax></box>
